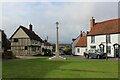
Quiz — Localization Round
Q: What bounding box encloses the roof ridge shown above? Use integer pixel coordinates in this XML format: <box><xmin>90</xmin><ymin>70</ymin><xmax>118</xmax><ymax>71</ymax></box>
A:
<box><xmin>95</xmin><ymin>18</ymin><xmax>120</xmax><ymax>25</ymax></box>
<box><xmin>75</xmin><ymin>35</ymin><xmax>87</xmax><ymax>47</ymax></box>
<box><xmin>21</xmin><ymin>26</ymin><xmax>44</xmax><ymax>42</ymax></box>
<box><xmin>10</xmin><ymin>25</ymin><xmax>43</xmax><ymax>42</ymax></box>
<box><xmin>88</xmin><ymin>18</ymin><xmax>120</xmax><ymax>36</ymax></box>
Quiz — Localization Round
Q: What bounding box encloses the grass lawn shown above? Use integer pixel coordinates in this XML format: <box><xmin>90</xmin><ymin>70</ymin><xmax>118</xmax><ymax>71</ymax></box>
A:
<box><xmin>2</xmin><ymin>58</ymin><xmax>118</xmax><ymax>78</ymax></box>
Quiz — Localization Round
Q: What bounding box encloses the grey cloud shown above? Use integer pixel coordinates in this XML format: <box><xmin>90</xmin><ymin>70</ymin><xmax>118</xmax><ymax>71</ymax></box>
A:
<box><xmin>2</xmin><ymin>2</ymin><xmax>118</xmax><ymax>44</ymax></box>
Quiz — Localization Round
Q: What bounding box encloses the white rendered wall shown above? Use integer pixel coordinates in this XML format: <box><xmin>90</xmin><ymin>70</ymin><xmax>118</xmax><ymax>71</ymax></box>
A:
<box><xmin>72</xmin><ymin>36</ymin><xmax>80</xmax><ymax>55</ymax></box>
<box><xmin>118</xmin><ymin>34</ymin><xmax>120</xmax><ymax>44</ymax></box>
<box><xmin>12</xmin><ymin>28</ymin><xmax>29</xmax><ymax>38</ymax></box>
<box><xmin>87</xmin><ymin>34</ymin><xmax>119</xmax><ymax>57</ymax></box>
<box><xmin>75</xmin><ymin>47</ymin><xmax>87</xmax><ymax>56</ymax></box>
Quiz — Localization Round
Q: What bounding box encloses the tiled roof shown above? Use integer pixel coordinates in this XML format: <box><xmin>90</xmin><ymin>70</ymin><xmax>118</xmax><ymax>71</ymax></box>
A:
<box><xmin>21</xmin><ymin>26</ymin><xmax>43</xmax><ymax>42</ymax></box>
<box><xmin>88</xmin><ymin>18</ymin><xmax>120</xmax><ymax>36</ymax></box>
<box><xmin>10</xmin><ymin>25</ymin><xmax>44</xmax><ymax>42</ymax></box>
<box><xmin>75</xmin><ymin>36</ymin><xmax>87</xmax><ymax>47</ymax></box>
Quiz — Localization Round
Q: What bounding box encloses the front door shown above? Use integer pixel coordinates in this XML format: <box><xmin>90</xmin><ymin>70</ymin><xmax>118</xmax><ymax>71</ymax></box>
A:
<box><xmin>99</xmin><ymin>44</ymin><xmax>104</xmax><ymax>53</ymax></box>
<box><xmin>114</xmin><ymin>44</ymin><xmax>120</xmax><ymax>58</ymax></box>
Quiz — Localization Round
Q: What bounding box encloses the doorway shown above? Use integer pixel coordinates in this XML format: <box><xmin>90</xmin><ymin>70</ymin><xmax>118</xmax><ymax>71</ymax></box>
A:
<box><xmin>113</xmin><ymin>44</ymin><xmax>120</xmax><ymax>58</ymax></box>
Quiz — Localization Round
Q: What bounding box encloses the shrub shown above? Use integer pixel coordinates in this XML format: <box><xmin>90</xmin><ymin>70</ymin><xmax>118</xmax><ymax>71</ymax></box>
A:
<box><xmin>64</xmin><ymin>48</ymin><xmax>72</xmax><ymax>55</ymax></box>
<box><xmin>2</xmin><ymin>51</ymin><xmax>16</xmax><ymax>59</ymax></box>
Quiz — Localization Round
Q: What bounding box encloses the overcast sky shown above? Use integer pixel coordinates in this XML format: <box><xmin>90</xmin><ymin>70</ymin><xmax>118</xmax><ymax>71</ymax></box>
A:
<box><xmin>1</xmin><ymin>1</ymin><xmax>118</xmax><ymax>44</ymax></box>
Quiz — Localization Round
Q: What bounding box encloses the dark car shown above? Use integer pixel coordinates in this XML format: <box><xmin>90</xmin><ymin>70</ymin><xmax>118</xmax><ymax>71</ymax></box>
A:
<box><xmin>44</xmin><ymin>49</ymin><xmax>53</xmax><ymax>56</ymax></box>
<box><xmin>84</xmin><ymin>49</ymin><xmax>106</xmax><ymax>59</ymax></box>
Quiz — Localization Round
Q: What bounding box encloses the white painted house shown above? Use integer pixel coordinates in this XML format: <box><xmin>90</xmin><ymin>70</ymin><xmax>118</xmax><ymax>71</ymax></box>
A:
<box><xmin>87</xmin><ymin>17</ymin><xmax>120</xmax><ymax>57</ymax></box>
<box><xmin>72</xmin><ymin>35</ymin><xmax>80</xmax><ymax>55</ymax></box>
<box><xmin>72</xmin><ymin>31</ymin><xmax>87</xmax><ymax>56</ymax></box>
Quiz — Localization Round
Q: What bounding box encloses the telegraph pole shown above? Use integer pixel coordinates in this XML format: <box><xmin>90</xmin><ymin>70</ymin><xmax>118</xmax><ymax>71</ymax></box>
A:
<box><xmin>106</xmin><ymin>35</ymin><xmax>108</xmax><ymax>61</ymax></box>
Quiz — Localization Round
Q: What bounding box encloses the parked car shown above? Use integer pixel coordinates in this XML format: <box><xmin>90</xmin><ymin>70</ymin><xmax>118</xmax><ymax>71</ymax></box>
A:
<box><xmin>84</xmin><ymin>49</ymin><xmax>106</xmax><ymax>59</ymax></box>
<box><xmin>44</xmin><ymin>49</ymin><xmax>53</xmax><ymax>56</ymax></box>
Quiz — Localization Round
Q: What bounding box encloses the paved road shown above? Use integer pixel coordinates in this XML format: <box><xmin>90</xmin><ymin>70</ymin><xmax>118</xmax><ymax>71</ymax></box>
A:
<box><xmin>4</xmin><ymin>55</ymin><xmax>119</xmax><ymax>61</ymax></box>
<box><xmin>61</xmin><ymin>55</ymin><xmax>85</xmax><ymax>59</ymax></box>
<box><xmin>61</xmin><ymin>55</ymin><xmax>119</xmax><ymax>60</ymax></box>
<box><xmin>19</xmin><ymin>55</ymin><xmax>119</xmax><ymax>60</ymax></box>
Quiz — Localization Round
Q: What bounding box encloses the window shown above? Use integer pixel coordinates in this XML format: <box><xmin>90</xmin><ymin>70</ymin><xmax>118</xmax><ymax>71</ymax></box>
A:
<box><xmin>42</xmin><ymin>48</ymin><xmax>44</xmax><ymax>52</ymax></box>
<box><xmin>77</xmin><ymin>48</ymin><xmax>80</xmax><ymax>53</ymax></box>
<box><xmin>32</xmin><ymin>47</ymin><xmax>36</xmax><ymax>51</ymax></box>
<box><xmin>107</xmin><ymin>46</ymin><xmax>111</xmax><ymax>54</ymax></box>
<box><xmin>32</xmin><ymin>40</ymin><xmax>34</xmax><ymax>44</ymax></box>
<box><xmin>91</xmin><ymin>36</ymin><xmax>95</xmax><ymax>43</ymax></box>
<box><xmin>106</xmin><ymin>35</ymin><xmax>111</xmax><ymax>43</ymax></box>
<box><xmin>38</xmin><ymin>47</ymin><xmax>40</xmax><ymax>50</ymax></box>
<box><xmin>35</xmin><ymin>40</ymin><xmax>38</xmax><ymax>44</ymax></box>
<box><xmin>90</xmin><ymin>46</ymin><xmax>96</xmax><ymax>49</ymax></box>
<box><xmin>14</xmin><ymin>38</ymin><xmax>18</xmax><ymax>42</ymax></box>
<box><xmin>0</xmin><ymin>43</ymin><xmax>1</xmax><ymax>48</ymax></box>
<box><xmin>25</xmin><ymin>46</ymin><xmax>27</xmax><ymax>50</ymax></box>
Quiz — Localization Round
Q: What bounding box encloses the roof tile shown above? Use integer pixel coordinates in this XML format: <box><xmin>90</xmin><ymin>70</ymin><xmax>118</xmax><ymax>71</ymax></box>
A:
<box><xmin>75</xmin><ymin>36</ymin><xmax>87</xmax><ymax>47</ymax></box>
<box><xmin>88</xmin><ymin>18</ymin><xmax>120</xmax><ymax>36</ymax></box>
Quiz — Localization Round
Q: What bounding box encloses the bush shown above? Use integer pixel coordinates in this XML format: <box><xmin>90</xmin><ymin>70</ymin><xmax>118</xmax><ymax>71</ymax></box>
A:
<box><xmin>2</xmin><ymin>51</ymin><xmax>16</xmax><ymax>59</ymax></box>
<box><xmin>64</xmin><ymin>48</ymin><xmax>72</xmax><ymax>55</ymax></box>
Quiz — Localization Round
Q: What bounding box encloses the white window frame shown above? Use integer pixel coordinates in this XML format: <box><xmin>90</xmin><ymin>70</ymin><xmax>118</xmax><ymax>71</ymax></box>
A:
<box><xmin>91</xmin><ymin>36</ymin><xmax>95</xmax><ymax>43</ymax></box>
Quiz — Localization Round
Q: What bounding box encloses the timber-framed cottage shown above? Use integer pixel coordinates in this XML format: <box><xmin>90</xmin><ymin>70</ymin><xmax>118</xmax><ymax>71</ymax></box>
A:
<box><xmin>10</xmin><ymin>24</ymin><xmax>44</xmax><ymax>56</ymax></box>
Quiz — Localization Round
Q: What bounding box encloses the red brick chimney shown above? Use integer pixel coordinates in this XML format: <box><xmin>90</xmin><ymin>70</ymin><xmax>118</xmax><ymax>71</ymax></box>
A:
<box><xmin>29</xmin><ymin>24</ymin><xmax>32</xmax><ymax>31</ymax></box>
<box><xmin>90</xmin><ymin>17</ymin><xmax>95</xmax><ymax>29</ymax></box>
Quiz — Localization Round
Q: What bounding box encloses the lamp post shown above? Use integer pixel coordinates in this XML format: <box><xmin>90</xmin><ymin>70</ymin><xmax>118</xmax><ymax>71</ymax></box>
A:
<box><xmin>49</xmin><ymin>22</ymin><xmax>66</xmax><ymax>60</ymax></box>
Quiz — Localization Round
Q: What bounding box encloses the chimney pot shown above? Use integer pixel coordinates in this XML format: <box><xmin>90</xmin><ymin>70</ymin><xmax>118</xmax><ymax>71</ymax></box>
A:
<box><xmin>80</xmin><ymin>31</ymin><xmax>82</xmax><ymax>37</ymax></box>
<box><xmin>72</xmin><ymin>38</ymin><xmax>76</xmax><ymax>41</ymax></box>
<box><xmin>29</xmin><ymin>24</ymin><xmax>32</xmax><ymax>31</ymax></box>
<box><xmin>44</xmin><ymin>39</ymin><xmax>47</xmax><ymax>42</ymax></box>
<box><xmin>87</xmin><ymin>31</ymin><xmax>89</xmax><ymax>34</ymax></box>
